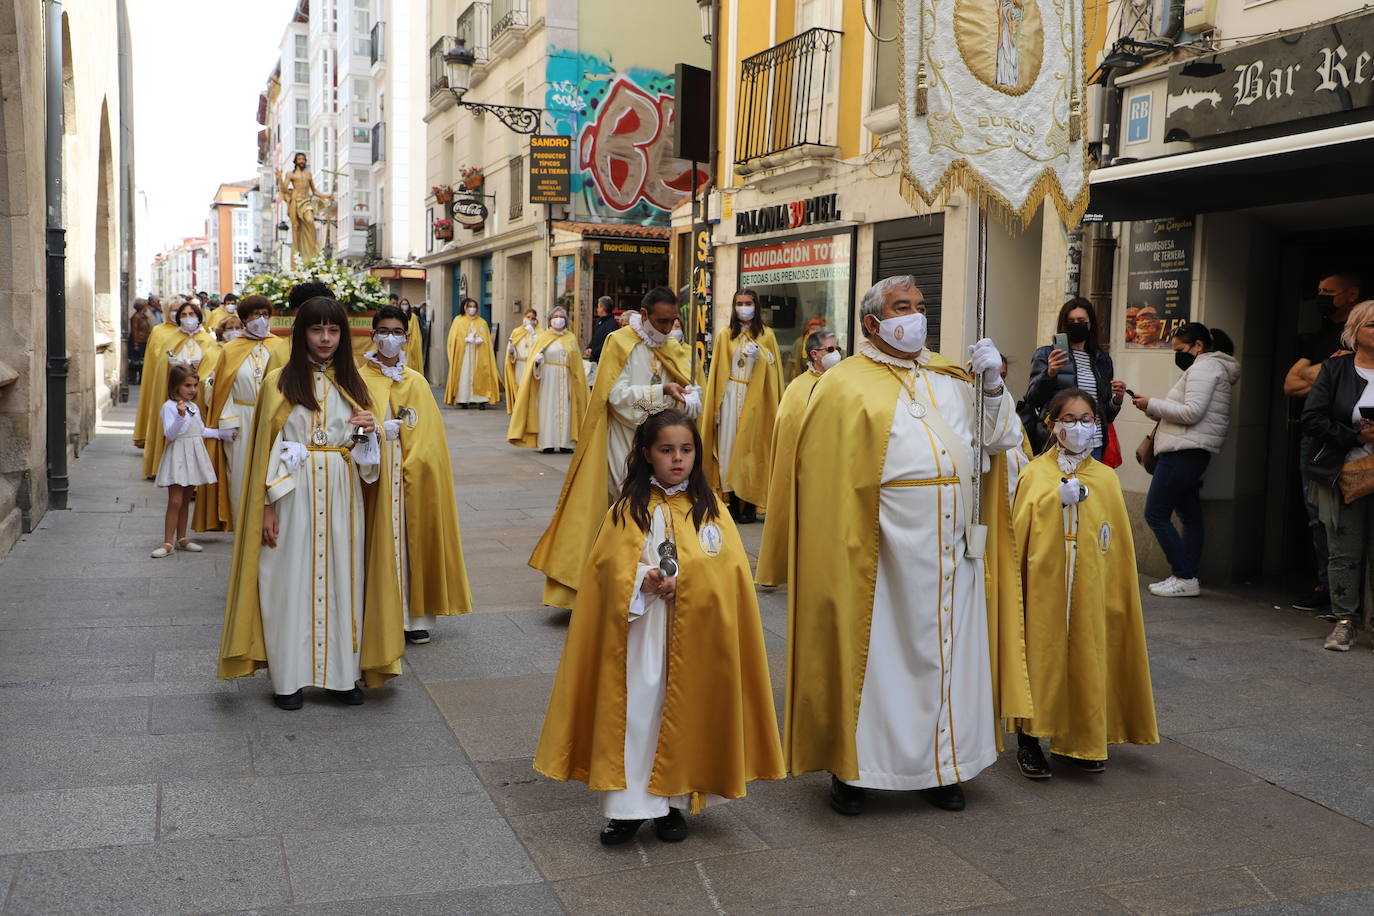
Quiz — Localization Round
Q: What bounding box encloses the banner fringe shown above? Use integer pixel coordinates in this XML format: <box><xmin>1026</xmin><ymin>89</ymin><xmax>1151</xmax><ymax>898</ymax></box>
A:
<box><xmin>900</xmin><ymin>159</ymin><xmax>1091</xmax><ymax>233</ymax></box>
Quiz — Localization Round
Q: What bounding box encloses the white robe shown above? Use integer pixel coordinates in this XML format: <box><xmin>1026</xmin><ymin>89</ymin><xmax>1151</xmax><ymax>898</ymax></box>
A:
<box><xmin>533</xmin><ymin>335</ymin><xmax>577</xmax><ymax>451</ymax></box>
<box><xmin>511</xmin><ymin>328</ymin><xmax>534</xmax><ymax>397</ymax></box>
<box><xmin>604</xmin><ymin>343</ymin><xmax>673</xmax><ymax>499</ymax></box>
<box><xmin>457</xmin><ymin>337</ymin><xmax>487</xmax><ymax>404</ymax></box>
<box><xmin>216</xmin><ymin>338</ymin><xmax>273</xmax><ymax>519</ymax></box>
<box><xmin>259</xmin><ymin>369</ymin><xmax>380</xmax><ymax>695</ymax></box>
<box><xmin>602</xmin><ymin>486</ymin><xmax>726</xmax><ymax>820</ymax></box>
<box><xmin>715</xmin><ymin>335</ymin><xmax>764</xmax><ymax>495</ymax></box>
<box><xmin>846</xmin><ymin>343</ymin><xmax>1022</xmax><ymax>790</ymax></box>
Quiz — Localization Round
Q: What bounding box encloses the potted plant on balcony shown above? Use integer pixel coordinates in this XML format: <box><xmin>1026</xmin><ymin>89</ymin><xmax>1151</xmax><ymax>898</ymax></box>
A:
<box><xmin>433</xmin><ymin>218</ymin><xmax>454</xmax><ymax>241</ymax></box>
<box><xmin>432</xmin><ymin>183</ymin><xmax>455</xmax><ymax>204</ymax></box>
<box><xmin>460</xmin><ymin>165</ymin><xmax>484</xmax><ymax>190</ymax></box>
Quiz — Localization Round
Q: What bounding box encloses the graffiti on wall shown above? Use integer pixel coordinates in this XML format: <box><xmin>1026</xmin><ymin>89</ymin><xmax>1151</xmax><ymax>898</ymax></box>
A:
<box><xmin>547</xmin><ymin>51</ymin><xmax>709</xmax><ymax>223</ymax></box>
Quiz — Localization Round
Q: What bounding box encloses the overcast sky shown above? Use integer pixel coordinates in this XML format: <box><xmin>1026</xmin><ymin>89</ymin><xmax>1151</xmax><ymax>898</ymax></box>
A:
<box><xmin>130</xmin><ymin>0</ymin><xmax>297</xmax><ymax>292</ymax></box>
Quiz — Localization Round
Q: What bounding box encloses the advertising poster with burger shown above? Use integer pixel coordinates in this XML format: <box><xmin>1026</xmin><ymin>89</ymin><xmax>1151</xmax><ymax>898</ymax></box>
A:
<box><xmin>1125</xmin><ymin>217</ymin><xmax>1195</xmax><ymax>349</ymax></box>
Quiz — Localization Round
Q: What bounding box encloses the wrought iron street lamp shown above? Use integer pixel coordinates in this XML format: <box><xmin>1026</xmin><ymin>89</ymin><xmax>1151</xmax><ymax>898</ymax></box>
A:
<box><xmin>442</xmin><ymin>38</ymin><xmax>543</xmax><ymax>135</ymax></box>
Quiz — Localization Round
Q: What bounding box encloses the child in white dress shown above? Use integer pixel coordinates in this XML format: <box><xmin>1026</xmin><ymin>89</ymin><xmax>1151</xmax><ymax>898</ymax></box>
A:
<box><xmin>153</xmin><ymin>365</ymin><xmax>235</xmax><ymax>558</ymax></box>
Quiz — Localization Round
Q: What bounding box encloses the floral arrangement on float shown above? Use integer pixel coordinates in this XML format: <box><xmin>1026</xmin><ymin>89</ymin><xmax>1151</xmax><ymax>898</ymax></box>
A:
<box><xmin>242</xmin><ymin>255</ymin><xmax>388</xmax><ymax>314</ymax></box>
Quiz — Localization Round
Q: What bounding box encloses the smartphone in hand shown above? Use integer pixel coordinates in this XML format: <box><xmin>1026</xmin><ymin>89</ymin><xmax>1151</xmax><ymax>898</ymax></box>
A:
<box><xmin>1359</xmin><ymin>406</ymin><xmax>1374</xmax><ymax>421</ymax></box>
<box><xmin>1053</xmin><ymin>332</ymin><xmax>1069</xmax><ymax>354</ymax></box>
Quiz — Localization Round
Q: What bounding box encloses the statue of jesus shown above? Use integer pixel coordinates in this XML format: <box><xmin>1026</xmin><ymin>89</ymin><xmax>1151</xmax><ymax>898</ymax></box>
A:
<box><xmin>995</xmin><ymin>0</ymin><xmax>1025</xmax><ymax>88</ymax></box>
<box><xmin>277</xmin><ymin>153</ymin><xmax>332</xmax><ymax>264</ymax></box>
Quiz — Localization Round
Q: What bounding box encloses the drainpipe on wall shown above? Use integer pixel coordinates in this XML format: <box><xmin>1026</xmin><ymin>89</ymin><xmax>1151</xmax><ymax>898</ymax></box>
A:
<box><xmin>44</xmin><ymin>0</ymin><xmax>69</xmax><ymax>511</ymax></box>
<box><xmin>117</xmin><ymin>0</ymin><xmax>134</xmax><ymax>405</ymax></box>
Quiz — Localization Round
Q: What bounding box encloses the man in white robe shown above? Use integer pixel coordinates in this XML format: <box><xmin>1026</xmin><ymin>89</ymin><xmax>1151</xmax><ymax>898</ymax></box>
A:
<box><xmin>786</xmin><ymin>275</ymin><xmax>1023</xmax><ymax>814</ymax></box>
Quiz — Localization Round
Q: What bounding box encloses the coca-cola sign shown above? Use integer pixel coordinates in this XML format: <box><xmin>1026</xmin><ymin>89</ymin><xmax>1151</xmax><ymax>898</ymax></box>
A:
<box><xmin>1164</xmin><ymin>11</ymin><xmax>1374</xmax><ymax>141</ymax></box>
<box><xmin>451</xmin><ymin>197</ymin><xmax>489</xmax><ymax>227</ymax></box>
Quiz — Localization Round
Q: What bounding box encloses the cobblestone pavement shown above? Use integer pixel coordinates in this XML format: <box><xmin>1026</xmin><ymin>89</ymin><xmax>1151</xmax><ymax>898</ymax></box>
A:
<box><xmin>2</xmin><ymin>394</ymin><xmax>1374</xmax><ymax>915</ymax></box>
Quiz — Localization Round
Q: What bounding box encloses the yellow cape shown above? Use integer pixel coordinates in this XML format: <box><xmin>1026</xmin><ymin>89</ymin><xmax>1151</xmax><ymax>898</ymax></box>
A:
<box><xmin>755</xmin><ymin>369</ymin><xmax>821</xmax><ymax>586</ymax></box>
<box><xmin>141</xmin><ymin>329</ymin><xmax>221</xmax><ymax>479</ymax></box>
<box><xmin>443</xmin><ymin>315</ymin><xmax>501</xmax><ymax>405</ymax></box>
<box><xmin>360</xmin><ymin>360</ymin><xmax>474</xmax><ymax>617</ymax></box>
<box><xmin>192</xmin><ymin>335</ymin><xmax>289</xmax><ymax>533</ymax></box>
<box><xmin>783</xmin><ymin>353</ymin><xmax>1033</xmax><ymax>778</ymax></box>
<box><xmin>404</xmin><ymin>313</ymin><xmax>425</xmax><ymax>372</ymax></box>
<box><xmin>534</xmin><ymin>491</ymin><xmax>785</xmax><ymax>803</ymax></box>
<box><xmin>527</xmin><ymin>326</ymin><xmax>692</xmax><ymax>609</ymax></box>
<box><xmin>506</xmin><ymin>329</ymin><xmax>589</xmax><ymax>449</ymax></box>
<box><xmin>133</xmin><ymin>322</ymin><xmax>183</xmax><ymax>449</ymax></box>
<box><xmin>217</xmin><ymin>367</ymin><xmax>405</xmax><ymax>687</ymax></box>
<box><xmin>699</xmin><ymin>326</ymin><xmax>783</xmax><ymax>508</ymax></box>
<box><xmin>503</xmin><ymin>324</ymin><xmax>536</xmax><ymax>415</ymax></box>
<box><xmin>206</xmin><ymin>307</ymin><xmax>231</xmax><ymax>331</ymax></box>
<box><xmin>1013</xmin><ymin>449</ymin><xmax>1158</xmax><ymax>760</ymax></box>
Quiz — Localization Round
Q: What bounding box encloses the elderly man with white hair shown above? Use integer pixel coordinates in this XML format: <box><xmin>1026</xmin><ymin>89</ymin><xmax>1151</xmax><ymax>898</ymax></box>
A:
<box><xmin>783</xmin><ymin>275</ymin><xmax>1032</xmax><ymax>815</ymax></box>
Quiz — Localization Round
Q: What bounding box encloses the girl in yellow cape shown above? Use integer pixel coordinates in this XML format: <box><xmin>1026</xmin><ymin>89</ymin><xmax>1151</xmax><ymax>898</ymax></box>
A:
<box><xmin>506</xmin><ymin>306</ymin><xmax>588</xmax><ymax>453</ymax></box>
<box><xmin>444</xmin><ymin>298</ymin><xmax>501</xmax><ymax>409</ymax></box>
<box><xmin>217</xmin><ymin>296</ymin><xmax>404</xmax><ymax>712</ymax></box>
<box><xmin>699</xmin><ymin>288</ymin><xmax>783</xmax><ymax>523</ymax></box>
<box><xmin>1011</xmin><ymin>388</ymin><xmax>1159</xmax><ymax>778</ymax></box>
<box><xmin>503</xmin><ymin>307</ymin><xmax>539</xmax><ymax>415</ymax></box>
<box><xmin>534</xmin><ymin>409</ymin><xmax>784</xmax><ymax>846</ymax></box>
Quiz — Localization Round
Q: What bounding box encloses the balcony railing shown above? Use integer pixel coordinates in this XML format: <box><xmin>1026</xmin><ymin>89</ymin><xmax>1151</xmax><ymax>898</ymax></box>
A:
<box><xmin>370</xmin><ymin>21</ymin><xmax>385</xmax><ymax>66</ymax></box>
<box><xmin>366</xmin><ymin>223</ymin><xmax>382</xmax><ymax>260</ymax></box>
<box><xmin>429</xmin><ymin>36</ymin><xmax>453</xmax><ymax>96</ymax></box>
<box><xmin>457</xmin><ymin>2</ymin><xmax>490</xmax><ymax>63</ymax></box>
<box><xmin>491</xmin><ymin>0</ymin><xmax>527</xmax><ymax>42</ymax></box>
<box><xmin>735</xmin><ymin>27</ymin><xmax>841</xmax><ymax>164</ymax></box>
<box><xmin>371</xmin><ymin>122</ymin><xmax>386</xmax><ymax>164</ymax></box>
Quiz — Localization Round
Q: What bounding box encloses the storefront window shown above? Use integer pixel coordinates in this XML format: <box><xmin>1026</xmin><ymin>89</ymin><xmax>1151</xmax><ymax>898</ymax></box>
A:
<box><xmin>738</xmin><ymin>230</ymin><xmax>853</xmax><ymax>380</ymax></box>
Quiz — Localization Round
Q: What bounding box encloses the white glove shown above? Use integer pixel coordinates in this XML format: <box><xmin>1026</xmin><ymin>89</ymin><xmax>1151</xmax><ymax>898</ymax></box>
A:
<box><xmin>506</xmin><ymin>342</ymin><xmax>515</xmax><ymax>356</ymax></box>
<box><xmin>1059</xmin><ymin>477</ymin><xmax>1086</xmax><ymax>506</ymax></box>
<box><xmin>681</xmin><ymin>385</ymin><xmax>703</xmax><ymax>419</ymax></box>
<box><xmin>382</xmin><ymin>419</ymin><xmax>402</xmax><ymax>441</ymax></box>
<box><xmin>466</xmin><ymin>334</ymin><xmax>480</xmax><ymax>345</ymax></box>
<box><xmin>742</xmin><ymin>341</ymin><xmax>761</xmax><ymax>359</ymax></box>
<box><xmin>278</xmin><ymin>441</ymin><xmax>307</xmax><ymax>474</ymax></box>
<box><xmin>968</xmin><ymin>338</ymin><xmax>1003</xmax><ymax>388</ymax></box>
<box><xmin>533</xmin><ymin>352</ymin><xmax>545</xmax><ymax>366</ymax></box>
<box><xmin>350</xmin><ymin>430</ymin><xmax>381</xmax><ymax>467</ymax></box>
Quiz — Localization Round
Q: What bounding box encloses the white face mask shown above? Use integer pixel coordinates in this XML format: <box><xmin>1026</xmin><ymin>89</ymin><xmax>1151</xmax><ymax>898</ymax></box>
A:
<box><xmin>225</xmin><ymin>304</ymin><xmax>237</xmax><ymax>314</ymax></box>
<box><xmin>1054</xmin><ymin>420</ymin><xmax>1096</xmax><ymax>454</ymax></box>
<box><xmin>639</xmin><ymin>318</ymin><xmax>667</xmax><ymax>347</ymax></box>
<box><xmin>246</xmin><ymin>316</ymin><xmax>270</xmax><ymax>338</ymax></box>
<box><xmin>374</xmin><ymin>333</ymin><xmax>404</xmax><ymax>358</ymax></box>
<box><xmin>736</xmin><ymin>304</ymin><xmax>756</xmax><ymax>321</ymax></box>
<box><xmin>466</xmin><ymin>307</ymin><xmax>478</xmax><ymax>316</ymax></box>
<box><xmin>222</xmin><ymin>329</ymin><xmax>244</xmax><ymax>342</ymax></box>
<box><xmin>551</xmin><ymin>316</ymin><xmax>567</xmax><ymax>331</ymax></box>
<box><xmin>819</xmin><ymin>350</ymin><xmax>842</xmax><ymax>371</ymax></box>
<box><xmin>668</xmin><ymin>328</ymin><xmax>684</xmax><ymax>342</ymax></box>
<box><xmin>180</xmin><ymin>316</ymin><xmax>201</xmax><ymax>333</ymax></box>
<box><xmin>524</xmin><ymin>318</ymin><xmax>536</xmax><ymax>329</ymax></box>
<box><xmin>871</xmin><ymin>311</ymin><xmax>926</xmax><ymax>354</ymax></box>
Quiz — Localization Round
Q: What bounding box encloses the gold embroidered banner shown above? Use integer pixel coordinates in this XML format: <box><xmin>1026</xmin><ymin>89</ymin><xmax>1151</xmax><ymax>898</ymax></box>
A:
<box><xmin>901</xmin><ymin>0</ymin><xmax>1090</xmax><ymax>226</ymax></box>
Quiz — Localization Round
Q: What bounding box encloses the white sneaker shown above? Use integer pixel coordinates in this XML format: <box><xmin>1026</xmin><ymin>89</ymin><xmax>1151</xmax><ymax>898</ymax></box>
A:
<box><xmin>1153</xmin><ymin>577</ymin><xmax>1200</xmax><ymax>597</ymax></box>
<box><xmin>150</xmin><ymin>543</ymin><xmax>174</xmax><ymax>559</ymax></box>
<box><xmin>1147</xmin><ymin>576</ymin><xmax>1179</xmax><ymax>595</ymax></box>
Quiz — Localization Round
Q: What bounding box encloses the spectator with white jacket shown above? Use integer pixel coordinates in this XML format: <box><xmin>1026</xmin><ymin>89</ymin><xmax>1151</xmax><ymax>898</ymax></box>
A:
<box><xmin>1130</xmin><ymin>323</ymin><xmax>1241</xmax><ymax>597</ymax></box>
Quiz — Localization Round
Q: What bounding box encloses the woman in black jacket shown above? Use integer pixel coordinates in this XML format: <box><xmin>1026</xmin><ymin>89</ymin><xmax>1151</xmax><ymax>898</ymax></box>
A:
<box><xmin>1302</xmin><ymin>299</ymin><xmax>1374</xmax><ymax>652</ymax></box>
<box><xmin>1025</xmin><ymin>298</ymin><xmax>1126</xmax><ymax>458</ymax></box>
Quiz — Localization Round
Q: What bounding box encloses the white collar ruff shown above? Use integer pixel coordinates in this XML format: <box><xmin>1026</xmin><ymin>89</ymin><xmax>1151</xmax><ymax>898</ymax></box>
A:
<box><xmin>634</xmin><ymin>322</ymin><xmax>665</xmax><ymax>350</ymax></box>
<box><xmin>651</xmin><ymin>476</ymin><xmax>689</xmax><ymax>495</ymax></box>
<box><xmin>1055</xmin><ymin>447</ymin><xmax>1089</xmax><ymax>475</ymax></box>
<box><xmin>363</xmin><ymin>350</ymin><xmax>407</xmax><ymax>382</ymax></box>
<box><xmin>858</xmin><ymin>338</ymin><xmax>930</xmax><ymax>369</ymax></box>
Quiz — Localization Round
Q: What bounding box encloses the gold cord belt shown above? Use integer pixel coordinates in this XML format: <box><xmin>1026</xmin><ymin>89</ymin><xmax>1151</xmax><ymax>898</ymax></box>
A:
<box><xmin>306</xmin><ymin>444</ymin><xmax>351</xmax><ymax>462</ymax></box>
<box><xmin>729</xmin><ymin>376</ymin><xmax>751</xmax><ymax>384</ymax></box>
<box><xmin>881</xmin><ymin>476</ymin><xmax>961</xmax><ymax>488</ymax></box>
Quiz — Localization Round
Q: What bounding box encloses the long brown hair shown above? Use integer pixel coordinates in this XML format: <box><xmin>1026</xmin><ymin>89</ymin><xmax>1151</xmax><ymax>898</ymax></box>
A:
<box><xmin>614</xmin><ymin>410</ymin><xmax>720</xmax><ymax>534</ymax></box>
<box><xmin>1056</xmin><ymin>297</ymin><xmax>1101</xmax><ymax>353</ymax></box>
<box><xmin>729</xmin><ymin>288</ymin><xmax>765</xmax><ymax>340</ymax></box>
<box><xmin>278</xmin><ymin>296</ymin><xmax>372</xmax><ymax>411</ymax></box>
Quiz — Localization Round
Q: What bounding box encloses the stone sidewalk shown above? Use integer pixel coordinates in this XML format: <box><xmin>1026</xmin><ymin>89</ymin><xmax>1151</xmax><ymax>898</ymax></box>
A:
<box><xmin>2</xmin><ymin>396</ymin><xmax>1374</xmax><ymax>915</ymax></box>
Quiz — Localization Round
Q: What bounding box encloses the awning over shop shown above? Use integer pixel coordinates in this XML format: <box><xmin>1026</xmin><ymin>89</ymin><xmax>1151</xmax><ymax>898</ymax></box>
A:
<box><xmin>1085</xmin><ymin>121</ymin><xmax>1374</xmax><ymax>223</ymax></box>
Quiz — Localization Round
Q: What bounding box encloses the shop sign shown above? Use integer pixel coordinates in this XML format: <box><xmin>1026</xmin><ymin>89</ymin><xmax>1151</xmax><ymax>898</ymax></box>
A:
<box><xmin>528</xmin><ymin>135</ymin><xmax>572</xmax><ymax>204</ymax></box>
<box><xmin>1124</xmin><ymin>217</ymin><xmax>1194</xmax><ymax>349</ymax></box>
<box><xmin>599</xmin><ymin>240</ymin><xmax>668</xmax><ymax>256</ymax></box>
<box><xmin>1164</xmin><ymin>11</ymin><xmax>1374</xmax><ymax>141</ymax></box>
<box><xmin>735</xmin><ymin>193</ymin><xmax>841</xmax><ymax>236</ymax></box>
<box><xmin>451</xmin><ymin>197</ymin><xmax>489</xmax><ymax>227</ymax></box>
<box><xmin>740</xmin><ymin>235</ymin><xmax>848</xmax><ymax>285</ymax></box>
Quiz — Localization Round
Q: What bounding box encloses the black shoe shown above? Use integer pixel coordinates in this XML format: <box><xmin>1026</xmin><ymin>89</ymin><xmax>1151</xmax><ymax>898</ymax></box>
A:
<box><xmin>559</xmin><ymin>448</ymin><xmax>573</xmax><ymax>454</ymax></box>
<box><xmin>739</xmin><ymin>503</ymin><xmax>758</xmax><ymax>524</ymax></box>
<box><xmin>1293</xmin><ymin>587</ymin><xmax>1332</xmax><ymax>613</ymax></box>
<box><xmin>920</xmin><ymin>784</ymin><xmax>966</xmax><ymax>811</ymax></box>
<box><xmin>654</xmin><ymin>808</ymin><xmax>688</xmax><ymax>842</ymax></box>
<box><xmin>459</xmin><ymin>403</ymin><xmax>470</xmax><ymax>410</ymax></box>
<box><xmin>478</xmin><ymin>403</ymin><xmax>486</xmax><ymax>411</ymax></box>
<box><xmin>599</xmin><ymin>818</ymin><xmax>644</xmax><ymax>846</ymax></box>
<box><xmin>1016</xmin><ymin>741</ymin><xmax>1052</xmax><ymax>780</ymax></box>
<box><xmin>330</xmin><ymin>686</ymin><xmax>365</xmax><ymax>705</ymax></box>
<box><xmin>1063</xmin><ymin>755</ymin><xmax>1106</xmax><ymax>773</ymax></box>
<box><xmin>404</xmin><ymin>629</ymin><xmax>431</xmax><ymax>644</ymax></box>
<box><xmin>541</xmin><ymin>448</ymin><xmax>555</xmax><ymax>454</ymax></box>
<box><xmin>273</xmin><ymin>689</ymin><xmax>303</xmax><ymax>711</ymax></box>
<box><xmin>829</xmin><ymin>775</ymin><xmax>866</xmax><ymax>816</ymax></box>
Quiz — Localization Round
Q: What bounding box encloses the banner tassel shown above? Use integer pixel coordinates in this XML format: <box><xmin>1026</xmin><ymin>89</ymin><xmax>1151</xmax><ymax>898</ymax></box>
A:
<box><xmin>1068</xmin><ymin>94</ymin><xmax>1082</xmax><ymax>142</ymax></box>
<box><xmin>916</xmin><ymin>64</ymin><xmax>928</xmax><ymax>115</ymax></box>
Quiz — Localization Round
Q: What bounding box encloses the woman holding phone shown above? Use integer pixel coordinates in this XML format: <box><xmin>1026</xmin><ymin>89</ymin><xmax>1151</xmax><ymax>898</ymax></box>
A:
<box><xmin>1025</xmin><ymin>299</ymin><xmax>1125</xmax><ymax>459</ymax></box>
<box><xmin>1302</xmin><ymin>299</ymin><xmax>1374</xmax><ymax>652</ymax></box>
